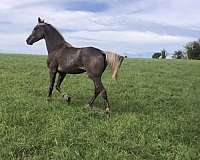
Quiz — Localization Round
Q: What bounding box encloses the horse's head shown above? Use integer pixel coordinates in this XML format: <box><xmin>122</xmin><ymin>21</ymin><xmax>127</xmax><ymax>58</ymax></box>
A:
<box><xmin>26</xmin><ymin>17</ymin><xmax>46</xmax><ymax>45</ymax></box>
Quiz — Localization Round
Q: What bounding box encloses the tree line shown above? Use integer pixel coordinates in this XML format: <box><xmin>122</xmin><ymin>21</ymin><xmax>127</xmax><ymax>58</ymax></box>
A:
<box><xmin>152</xmin><ymin>39</ymin><xmax>200</xmax><ymax>59</ymax></box>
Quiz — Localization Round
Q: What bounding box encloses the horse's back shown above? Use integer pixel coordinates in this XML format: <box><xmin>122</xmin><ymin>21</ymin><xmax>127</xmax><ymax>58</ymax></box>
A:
<box><xmin>81</xmin><ymin>47</ymin><xmax>105</xmax><ymax>57</ymax></box>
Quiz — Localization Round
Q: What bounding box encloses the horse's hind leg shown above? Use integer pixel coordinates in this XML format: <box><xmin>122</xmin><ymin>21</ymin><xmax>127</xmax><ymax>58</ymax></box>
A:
<box><xmin>89</xmin><ymin>77</ymin><xmax>111</xmax><ymax>113</ymax></box>
<box><xmin>99</xmin><ymin>87</ymin><xmax>111</xmax><ymax>113</ymax></box>
<box><xmin>56</xmin><ymin>72</ymin><xmax>66</xmax><ymax>93</ymax></box>
<box><xmin>88</xmin><ymin>77</ymin><xmax>101</xmax><ymax>106</ymax></box>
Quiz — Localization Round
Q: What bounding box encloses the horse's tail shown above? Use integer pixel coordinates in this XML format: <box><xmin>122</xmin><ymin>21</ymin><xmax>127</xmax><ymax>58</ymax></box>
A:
<box><xmin>105</xmin><ymin>51</ymin><xmax>125</xmax><ymax>80</ymax></box>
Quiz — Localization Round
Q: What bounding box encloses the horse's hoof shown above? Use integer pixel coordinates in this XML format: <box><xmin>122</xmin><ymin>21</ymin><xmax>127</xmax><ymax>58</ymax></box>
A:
<box><xmin>83</xmin><ymin>104</ymin><xmax>92</xmax><ymax>110</ymax></box>
<box><xmin>62</xmin><ymin>93</ymin><xmax>71</xmax><ymax>104</ymax></box>
<box><xmin>105</xmin><ymin>108</ymin><xmax>111</xmax><ymax>115</ymax></box>
<box><xmin>67</xmin><ymin>96</ymin><xmax>71</xmax><ymax>104</ymax></box>
<box><xmin>47</xmin><ymin>97</ymin><xmax>51</xmax><ymax>102</ymax></box>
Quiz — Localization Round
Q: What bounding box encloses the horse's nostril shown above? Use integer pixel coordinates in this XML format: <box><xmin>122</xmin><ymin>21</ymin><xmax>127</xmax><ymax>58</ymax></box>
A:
<box><xmin>26</xmin><ymin>37</ymin><xmax>33</xmax><ymax>45</ymax></box>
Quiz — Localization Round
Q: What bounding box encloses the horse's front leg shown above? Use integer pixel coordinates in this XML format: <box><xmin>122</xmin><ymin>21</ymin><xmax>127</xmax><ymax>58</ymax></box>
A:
<box><xmin>56</xmin><ymin>72</ymin><xmax>71</xmax><ymax>104</ymax></box>
<box><xmin>47</xmin><ymin>69</ymin><xmax>57</xmax><ymax>100</ymax></box>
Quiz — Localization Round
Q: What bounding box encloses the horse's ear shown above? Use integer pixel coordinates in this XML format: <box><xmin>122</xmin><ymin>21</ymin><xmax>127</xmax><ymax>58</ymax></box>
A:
<box><xmin>38</xmin><ymin>17</ymin><xmax>44</xmax><ymax>23</ymax></box>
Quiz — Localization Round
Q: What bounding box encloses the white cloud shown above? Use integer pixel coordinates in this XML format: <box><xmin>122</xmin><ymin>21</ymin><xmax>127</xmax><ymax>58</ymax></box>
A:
<box><xmin>65</xmin><ymin>30</ymin><xmax>195</xmax><ymax>54</ymax></box>
<box><xmin>0</xmin><ymin>0</ymin><xmax>199</xmax><ymax>57</ymax></box>
<box><xmin>0</xmin><ymin>0</ymin><xmax>44</xmax><ymax>10</ymax></box>
<box><xmin>133</xmin><ymin>0</ymin><xmax>200</xmax><ymax>28</ymax></box>
<box><xmin>0</xmin><ymin>32</ymin><xmax>46</xmax><ymax>54</ymax></box>
<box><xmin>68</xmin><ymin>30</ymin><xmax>194</xmax><ymax>44</ymax></box>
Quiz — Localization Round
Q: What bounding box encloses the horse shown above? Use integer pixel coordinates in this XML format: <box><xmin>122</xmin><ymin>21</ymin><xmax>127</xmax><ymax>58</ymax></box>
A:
<box><xmin>26</xmin><ymin>17</ymin><xmax>124</xmax><ymax>113</ymax></box>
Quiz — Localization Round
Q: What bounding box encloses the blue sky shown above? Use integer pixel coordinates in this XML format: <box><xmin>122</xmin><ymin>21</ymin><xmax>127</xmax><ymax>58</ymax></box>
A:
<box><xmin>0</xmin><ymin>0</ymin><xmax>199</xmax><ymax>57</ymax></box>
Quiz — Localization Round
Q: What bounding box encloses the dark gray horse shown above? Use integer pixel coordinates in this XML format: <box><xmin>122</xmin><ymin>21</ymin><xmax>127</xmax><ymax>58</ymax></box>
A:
<box><xmin>26</xmin><ymin>17</ymin><xmax>124</xmax><ymax>113</ymax></box>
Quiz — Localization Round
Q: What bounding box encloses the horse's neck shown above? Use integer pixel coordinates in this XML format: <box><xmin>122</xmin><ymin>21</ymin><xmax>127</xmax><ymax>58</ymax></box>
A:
<box><xmin>45</xmin><ymin>36</ymin><xmax>64</xmax><ymax>54</ymax></box>
<box><xmin>44</xmin><ymin>25</ymin><xmax>72</xmax><ymax>54</ymax></box>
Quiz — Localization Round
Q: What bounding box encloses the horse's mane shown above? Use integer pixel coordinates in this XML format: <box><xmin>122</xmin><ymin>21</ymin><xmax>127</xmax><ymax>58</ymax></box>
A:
<box><xmin>45</xmin><ymin>23</ymin><xmax>72</xmax><ymax>47</ymax></box>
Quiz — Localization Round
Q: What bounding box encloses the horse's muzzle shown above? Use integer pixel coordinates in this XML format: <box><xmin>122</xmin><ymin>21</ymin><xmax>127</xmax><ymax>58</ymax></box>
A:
<box><xmin>26</xmin><ymin>36</ymin><xmax>33</xmax><ymax>45</ymax></box>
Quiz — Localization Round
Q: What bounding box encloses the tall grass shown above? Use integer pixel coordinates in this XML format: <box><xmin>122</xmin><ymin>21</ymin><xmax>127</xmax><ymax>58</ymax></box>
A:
<box><xmin>0</xmin><ymin>54</ymin><xmax>200</xmax><ymax>159</ymax></box>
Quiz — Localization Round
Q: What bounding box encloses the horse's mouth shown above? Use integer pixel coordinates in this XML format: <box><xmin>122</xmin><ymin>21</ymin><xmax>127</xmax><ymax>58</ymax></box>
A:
<box><xmin>26</xmin><ymin>39</ymin><xmax>33</xmax><ymax>45</ymax></box>
<box><xmin>27</xmin><ymin>42</ymin><xmax>33</xmax><ymax>45</ymax></box>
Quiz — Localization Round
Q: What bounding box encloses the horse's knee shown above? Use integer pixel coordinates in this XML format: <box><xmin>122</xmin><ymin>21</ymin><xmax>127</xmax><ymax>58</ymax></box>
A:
<box><xmin>95</xmin><ymin>88</ymin><xmax>101</xmax><ymax>95</ymax></box>
<box><xmin>99</xmin><ymin>89</ymin><xmax>107</xmax><ymax>99</ymax></box>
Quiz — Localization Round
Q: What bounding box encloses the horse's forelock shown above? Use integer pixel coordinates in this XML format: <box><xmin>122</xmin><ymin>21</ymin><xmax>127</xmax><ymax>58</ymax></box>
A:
<box><xmin>38</xmin><ymin>22</ymin><xmax>46</xmax><ymax>26</ymax></box>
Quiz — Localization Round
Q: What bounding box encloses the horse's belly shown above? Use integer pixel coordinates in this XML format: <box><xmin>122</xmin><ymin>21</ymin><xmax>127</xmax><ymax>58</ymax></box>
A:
<box><xmin>57</xmin><ymin>59</ymin><xmax>86</xmax><ymax>74</ymax></box>
<box><xmin>58</xmin><ymin>65</ymin><xmax>85</xmax><ymax>74</ymax></box>
<box><xmin>68</xmin><ymin>69</ymin><xmax>85</xmax><ymax>74</ymax></box>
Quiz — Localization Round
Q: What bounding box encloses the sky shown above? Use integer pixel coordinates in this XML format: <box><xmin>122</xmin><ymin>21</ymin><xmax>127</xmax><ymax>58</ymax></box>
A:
<box><xmin>0</xmin><ymin>0</ymin><xmax>199</xmax><ymax>58</ymax></box>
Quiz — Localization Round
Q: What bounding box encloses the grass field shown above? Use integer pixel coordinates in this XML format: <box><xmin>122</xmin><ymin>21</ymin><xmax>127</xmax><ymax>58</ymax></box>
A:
<box><xmin>0</xmin><ymin>54</ymin><xmax>200</xmax><ymax>160</ymax></box>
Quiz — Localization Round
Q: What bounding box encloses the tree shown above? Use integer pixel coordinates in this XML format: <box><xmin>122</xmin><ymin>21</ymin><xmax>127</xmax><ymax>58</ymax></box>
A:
<box><xmin>173</xmin><ymin>50</ymin><xmax>185</xmax><ymax>59</ymax></box>
<box><xmin>185</xmin><ymin>39</ymin><xmax>200</xmax><ymax>60</ymax></box>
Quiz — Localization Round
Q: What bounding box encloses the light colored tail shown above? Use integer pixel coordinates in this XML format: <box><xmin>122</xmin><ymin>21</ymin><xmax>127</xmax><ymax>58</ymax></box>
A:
<box><xmin>105</xmin><ymin>51</ymin><xmax>125</xmax><ymax>80</ymax></box>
